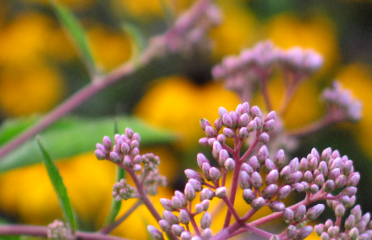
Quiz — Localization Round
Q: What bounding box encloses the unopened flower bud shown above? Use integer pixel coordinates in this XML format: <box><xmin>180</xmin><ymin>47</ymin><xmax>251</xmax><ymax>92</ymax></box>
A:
<box><xmin>241</xmin><ymin>163</ymin><xmax>254</xmax><ymax>174</ymax></box>
<box><xmin>321</xmin><ymin>232</ymin><xmax>330</xmax><ymax>240</ymax></box>
<box><xmin>188</xmin><ymin>179</ymin><xmax>202</xmax><ymax>192</ymax></box>
<box><xmin>258</xmin><ymin>132</ymin><xmax>269</xmax><ymax>143</ymax></box>
<box><xmin>277</xmin><ymin>185</ymin><xmax>291</xmax><ymax>200</ymax></box>
<box><xmin>147</xmin><ymin>226</ymin><xmax>164</xmax><ymax>240</ymax></box>
<box><xmin>349</xmin><ymin>227</ymin><xmax>359</xmax><ymax>240</ymax></box>
<box><xmin>280</xmin><ymin>166</ymin><xmax>291</xmax><ymax>181</ymax></box>
<box><xmin>201</xmin><ymin>199</ymin><xmax>210</xmax><ymax>211</ymax></box>
<box><xmin>335</xmin><ymin>174</ymin><xmax>347</xmax><ymax>188</ymax></box>
<box><xmin>184</xmin><ymin>183</ymin><xmax>196</xmax><ymax>201</ymax></box>
<box><xmin>314</xmin><ymin>174</ymin><xmax>325</xmax><ymax>186</ymax></box>
<box><xmin>95</xmin><ymin>150</ymin><xmax>107</xmax><ymax>160</ymax></box>
<box><xmin>216</xmin><ymin>134</ymin><xmax>226</xmax><ymax>143</ymax></box>
<box><xmin>347</xmin><ymin>172</ymin><xmax>360</xmax><ymax>187</ymax></box>
<box><xmin>251</xmin><ymin>172</ymin><xmax>263</xmax><ymax>189</ymax></box>
<box><xmin>286</xmin><ymin>225</ymin><xmax>296</xmax><ymax>239</ymax></box>
<box><xmin>110</xmin><ymin>151</ymin><xmax>122</xmax><ymax>163</ymax></box>
<box><xmin>172</xmin><ymin>196</ymin><xmax>183</xmax><ymax>209</ymax></box>
<box><xmin>238</xmin><ymin>127</ymin><xmax>249</xmax><ymax>138</ymax></box>
<box><xmin>224</xmin><ymin>158</ymin><xmax>235</xmax><ymax>171</ymax></box>
<box><xmin>214</xmin><ymin>118</ymin><xmax>223</xmax><ymax>131</ymax></box>
<box><xmin>335</xmin><ymin>204</ymin><xmax>345</xmax><ymax>217</ymax></box>
<box><xmin>266</xmin><ymin>169</ymin><xmax>279</xmax><ymax>185</ymax></box>
<box><xmin>294</xmin><ymin>205</ymin><xmax>306</xmax><ymax>222</ymax></box>
<box><xmin>223</xmin><ymin>127</ymin><xmax>235</xmax><ymax>138</ymax></box>
<box><xmin>199</xmin><ymin>137</ymin><xmax>209</xmax><ymax>146</ymax></box>
<box><xmin>163</xmin><ymin>210</ymin><xmax>179</xmax><ymax>224</ymax></box>
<box><xmin>250</xmin><ymin>106</ymin><xmax>262</xmax><ymax>119</ymax></box>
<box><xmin>160</xmin><ymin>198</ymin><xmax>174</xmax><ymax>211</ymax></box>
<box><xmin>125</xmin><ymin>128</ymin><xmax>134</xmax><ymax>139</ymax></box>
<box><xmin>310</xmin><ymin>184</ymin><xmax>320</xmax><ymax>194</ymax></box>
<box><xmin>202</xmin><ymin>162</ymin><xmax>211</xmax><ymax>180</ymax></box>
<box><xmin>351</xmin><ymin>205</ymin><xmax>362</xmax><ymax>222</ymax></box>
<box><xmin>262</xmin><ymin>184</ymin><xmax>278</xmax><ymax>199</ymax></box>
<box><xmin>307</xmin><ymin>204</ymin><xmax>325</xmax><ymax>220</ymax></box>
<box><xmin>287</xmin><ymin>171</ymin><xmax>303</xmax><ymax>185</ymax></box>
<box><xmin>222</xmin><ymin>113</ymin><xmax>235</xmax><ymax>128</ymax></box>
<box><xmin>297</xmin><ymin>226</ymin><xmax>313</xmax><ymax>239</ymax></box>
<box><xmin>159</xmin><ymin>219</ymin><xmax>171</xmax><ymax>232</ymax></box>
<box><xmin>212</xmin><ymin>141</ymin><xmax>222</xmax><ymax>159</ymax></box>
<box><xmin>299</xmin><ymin>158</ymin><xmax>308</xmax><ymax>172</ymax></box>
<box><xmin>274</xmin><ymin>149</ymin><xmax>285</xmax><ymax>167</ymax></box>
<box><xmin>179</xmin><ymin>210</ymin><xmax>190</xmax><ymax>224</ymax></box>
<box><xmin>180</xmin><ymin>231</ymin><xmax>191</xmax><ymax>240</ymax></box>
<box><xmin>195</xmin><ymin>203</ymin><xmax>204</xmax><ymax>214</ymax></box>
<box><xmin>200</xmin><ymin>212</ymin><xmax>211</xmax><ymax>229</ymax></box>
<box><xmin>197</xmin><ymin>153</ymin><xmax>209</xmax><ymax>168</ymax></box>
<box><xmin>314</xmin><ymin>224</ymin><xmax>325</xmax><ymax>236</ymax></box>
<box><xmin>248</xmin><ymin>156</ymin><xmax>260</xmax><ymax>171</ymax></box>
<box><xmin>251</xmin><ymin>197</ymin><xmax>265</xmax><ymax>210</ymax></box>
<box><xmin>243</xmin><ymin>189</ymin><xmax>256</xmax><ymax>204</ymax></box>
<box><xmin>345</xmin><ymin>215</ymin><xmax>356</xmax><ymax>230</ymax></box>
<box><xmin>263</xmin><ymin>119</ymin><xmax>275</xmax><ymax>132</ymax></box>
<box><xmin>323</xmin><ymin>180</ymin><xmax>335</xmax><ymax>193</ymax></box>
<box><xmin>200</xmin><ymin>188</ymin><xmax>215</xmax><ymax>201</ymax></box>
<box><xmin>218</xmin><ymin>150</ymin><xmax>229</xmax><ymax>166</ymax></box>
<box><xmin>102</xmin><ymin>136</ymin><xmax>112</xmax><ymax>150</ymax></box>
<box><xmin>171</xmin><ymin>224</ymin><xmax>185</xmax><ymax>236</ymax></box>
<box><xmin>218</xmin><ymin>107</ymin><xmax>228</xmax><ymax>118</ymax></box>
<box><xmin>269</xmin><ymin>201</ymin><xmax>285</xmax><ymax>212</ymax></box>
<box><xmin>238</xmin><ymin>113</ymin><xmax>249</xmax><ymax>127</ymax></box>
<box><xmin>265</xmin><ymin>159</ymin><xmax>276</xmax><ymax>172</ymax></box>
<box><xmin>341</xmin><ymin>186</ymin><xmax>357</xmax><ymax>197</ymax></box>
<box><xmin>215</xmin><ymin>187</ymin><xmax>227</xmax><ymax>198</ymax></box>
<box><xmin>209</xmin><ymin>167</ymin><xmax>221</xmax><ymax>181</ymax></box>
<box><xmin>239</xmin><ymin>172</ymin><xmax>251</xmax><ymax>190</ymax></box>
<box><xmin>200</xmin><ymin>118</ymin><xmax>211</xmax><ymax>131</ymax></box>
<box><xmin>201</xmin><ymin>228</ymin><xmax>212</xmax><ymax>240</ymax></box>
<box><xmin>175</xmin><ymin>191</ymin><xmax>187</xmax><ymax>207</ymax></box>
<box><xmin>205</xmin><ymin>126</ymin><xmax>217</xmax><ymax>138</ymax></box>
<box><xmin>133</xmin><ymin>164</ymin><xmax>142</xmax><ymax>171</ymax></box>
<box><xmin>184</xmin><ymin>169</ymin><xmax>204</xmax><ymax>183</ymax></box>
<box><xmin>258</xmin><ymin>145</ymin><xmax>269</xmax><ymax>163</ymax></box>
<box><xmin>247</xmin><ymin>119</ymin><xmax>257</xmax><ymax>132</ymax></box>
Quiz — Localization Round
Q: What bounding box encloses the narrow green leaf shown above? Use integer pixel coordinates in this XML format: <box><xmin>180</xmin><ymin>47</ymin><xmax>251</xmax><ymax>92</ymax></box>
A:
<box><xmin>37</xmin><ymin>138</ymin><xmax>76</xmax><ymax>232</ymax></box>
<box><xmin>50</xmin><ymin>0</ymin><xmax>96</xmax><ymax>76</ymax></box>
<box><xmin>103</xmin><ymin>119</ymin><xmax>125</xmax><ymax>226</ymax></box>
<box><xmin>0</xmin><ymin>116</ymin><xmax>175</xmax><ymax>173</ymax></box>
<box><xmin>158</xmin><ymin>0</ymin><xmax>174</xmax><ymax>25</ymax></box>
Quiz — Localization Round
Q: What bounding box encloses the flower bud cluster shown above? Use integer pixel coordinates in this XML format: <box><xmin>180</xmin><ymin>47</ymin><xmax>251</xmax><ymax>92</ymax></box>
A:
<box><xmin>47</xmin><ymin>220</ymin><xmax>70</xmax><ymax>240</ymax></box>
<box><xmin>141</xmin><ymin>169</ymin><xmax>167</xmax><ymax>196</ymax></box>
<box><xmin>157</xmin><ymin>187</ymin><xmax>213</xmax><ymax>240</ymax></box>
<box><xmin>315</xmin><ymin>205</ymin><xmax>372</xmax><ymax>240</ymax></box>
<box><xmin>322</xmin><ymin>81</ymin><xmax>362</xmax><ymax>122</ymax></box>
<box><xmin>199</xmin><ymin>102</ymin><xmax>275</xmax><ymax>151</ymax></box>
<box><xmin>112</xmin><ymin>179</ymin><xmax>136</xmax><ymax>201</ymax></box>
<box><xmin>212</xmin><ymin>40</ymin><xmax>323</xmax><ymax>91</ymax></box>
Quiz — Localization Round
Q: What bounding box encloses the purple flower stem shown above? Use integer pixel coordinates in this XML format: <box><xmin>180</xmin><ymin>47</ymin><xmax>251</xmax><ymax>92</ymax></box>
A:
<box><xmin>0</xmin><ymin>224</ymin><xmax>129</xmax><ymax>240</ymax></box>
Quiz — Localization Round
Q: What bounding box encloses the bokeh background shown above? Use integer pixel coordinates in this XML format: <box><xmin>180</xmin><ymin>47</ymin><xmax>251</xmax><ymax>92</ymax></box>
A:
<box><xmin>0</xmin><ymin>0</ymin><xmax>372</xmax><ymax>239</ymax></box>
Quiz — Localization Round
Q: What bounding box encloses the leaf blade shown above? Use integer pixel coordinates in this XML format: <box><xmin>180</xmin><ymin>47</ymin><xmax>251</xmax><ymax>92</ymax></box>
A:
<box><xmin>37</xmin><ymin>138</ymin><xmax>76</xmax><ymax>232</ymax></box>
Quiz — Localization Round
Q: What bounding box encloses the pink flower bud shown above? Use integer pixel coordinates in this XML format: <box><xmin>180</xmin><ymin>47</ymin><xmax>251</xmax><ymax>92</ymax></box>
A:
<box><xmin>297</xmin><ymin>226</ymin><xmax>313</xmax><ymax>239</ymax></box>
<box><xmin>222</xmin><ymin>113</ymin><xmax>234</xmax><ymax>128</ymax></box>
<box><xmin>309</xmin><ymin>157</ymin><xmax>318</xmax><ymax>170</ymax></box>
<box><xmin>250</xmin><ymin>106</ymin><xmax>262</xmax><ymax>119</ymax></box>
<box><xmin>223</xmin><ymin>127</ymin><xmax>235</xmax><ymax>138</ymax></box>
<box><xmin>289</xmin><ymin>157</ymin><xmax>299</xmax><ymax>172</ymax></box>
<box><xmin>218</xmin><ymin>107</ymin><xmax>228</xmax><ymax>118</ymax></box>
<box><xmin>179</xmin><ymin>209</ymin><xmax>190</xmax><ymax>224</ymax></box>
<box><xmin>280</xmin><ymin>166</ymin><xmax>291</xmax><ymax>181</ymax></box>
<box><xmin>258</xmin><ymin>132</ymin><xmax>269</xmax><ymax>143</ymax></box>
<box><xmin>184</xmin><ymin>183</ymin><xmax>196</xmax><ymax>201</ymax></box>
<box><xmin>262</xmin><ymin>184</ymin><xmax>278</xmax><ymax>199</ymax></box>
<box><xmin>238</xmin><ymin>113</ymin><xmax>249</xmax><ymax>127</ymax></box>
<box><xmin>200</xmin><ymin>118</ymin><xmax>211</xmax><ymax>131</ymax></box>
<box><xmin>212</xmin><ymin>141</ymin><xmax>222</xmax><ymax>159</ymax></box>
<box><xmin>310</xmin><ymin>184</ymin><xmax>320</xmax><ymax>194</ymax></box>
<box><xmin>110</xmin><ymin>151</ymin><xmax>122</xmax><ymax>163</ymax></box>
<box><xmin>200</xmin><ymin>188</ymin><xmax>215</xmax><ymax>201</ymax></box>
<box><xmin>217</xmin><ymin>134</ymin><xmax>226</xmax><ymax>143</ymax></box>
<box><xmin>200</xmin><ymin>212</ymin><xmax>211</xmax><ymax>229</ymax></box>
<box><xmin>195</xmin><ymin>204</ymin><xmax>203</xmax><ymax>214</ymax></box>
<box><xmin>306</xmin><ymin>204</ymin><xmax>325</xmax><ymax>220</ymax></box>
<box><xmin>125</xmin><ymin>128</ymin><xmax>134</xmax><ymax>139</ymax></box>
<box><xmin>247</xmin><ymin>119</ymin><xmax>257</xmax><ymax>132</ymax></box>
<box><xmin>239</xmin><ymin>171</ymin><xmax>251</xmax><ymax>189</ymax></box>
<box><xmin>201</xmin><ymin>228</ymin><xmax>212</xmax><ymax>239</ymax></box>
<box><xmin>171</xmin><ymin>224</ymin><xmax>185</xmax><ymax>236</ymax></box>
<box><xmin>159</xmin><ymin>219</ymin><xmax>171</xmax><ymax>231</ymax></box>
<box><xmin>268</xmin><ymin>201</ymin><xmax>285</xmax><ymax>212</ymax></box>
<box><xmin>265</xmin><ymin>159</ymin><xmax>276</xmax><ymax>172</ymax></box>
<box><xmin>224</xmin><ymin>158</ymin><xmax>235</xmax><ymax>171</ymax></box>
<box><xmin>258</xmin><ymin>145</ymin><xmax>269</xmax><ymax>163</ymax></box>
<box><xmin>201</xmin><ymin>200</ymin><xmax>210</xmax><ymax>211</ymax></box>
<box><xmin>251</xmin><ymin>197</ymin><xmax>265</xmax><ymax>210</ymax></box>
<box><xmin>102</xmin><ymin>136</ymin><xmax>112</xmax><ymax>150</ymax></box>
<box><xmin>199</xmin><ymin>137</ymin><xmax>209</xmax><ymax>146</ymax></box>
<box><xmin>184</xmin><ymin>169</ymin><xmax>204</xmax><ymax>183</ymax></box>
<box><xmin>160</xmin><ymin>198</ymin><xmax>174</xmax><ymax>211</ymax></box>
<box><xmin>347</xmin><ymin>172</ymin><xmax>360</xmax><ymax>187</ymax></box>
<box><xmin>238</xmin><ymin>127</ymin><xmax>249</xmax><ymax>138</ymax></box>
<box><xmin>323</xmin><ymin>180</ymin><xmax>335</xmax><ymax>193</ymax></box>
<box><xmin>95</xmin><ymin>150</ymin><xmax>106</xmax><ymax>160</ymax></box>
<box><xmin>251</xmin><ymin>172</ymin><xmax>263</xmax><ymax>189</ymax></box>
<box><xmin>274</xmin><ymin>149</ymin><xmax>285</xmax><ymax>167</ymax></box>
<box><xmin>215</xmin><ymin>187</ymin><xmax>227</xmax><ymax>198</ymax></box>
<box><xmin>180</xmin><ymin>231</ymin><xmax>191</xmax><ymax>240</ymax></box>
<box><xmin>248</xmin><ymin>156</ymin><xmax>260</xmax><ymax>171</ymax></box>
<box><xmin>205</xmin><ymin>126</ymin><xmax>217</xmax><ymax>138</ymax></box>
<box><xmin>147</xmin><ymin>225</ymin><xmax>164</xmax><ymax>240</ymax></box>
<box><xmin>263</xmin><ymin>119</ymin><xmax>275</xmax><ymax>132</ymax></box>
<box><xmin>321</xmin><ymin>148</ymin><xmax>332</xmax><ymax>162</ymax></box>
<box><xmin>329</xmin><ymin>168</ymin><xmax>341</xmax><ymax>180</ymax></box>
<box><xmin>243</xmin><ymin>189</ymin><xmax>256</xmax><ymax>204</ymax></box>
<box><xmin>286</xmin><ymin>225</ymin><xmax>296</xmax><ymax>238</ymax></box>
<box><xmin>294</xmin><ymin>205</ymin><xmax>306</xmax><ymax>222</ymax></box>
<box><xmin>266</xmin><ymin>169</ymin><xmax>279</xmax><ymax>185</ymax></box>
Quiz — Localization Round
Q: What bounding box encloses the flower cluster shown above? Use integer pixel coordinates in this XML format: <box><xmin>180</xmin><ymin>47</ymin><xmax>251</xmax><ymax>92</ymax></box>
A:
<box><xmin>211</xmin><ymin>41</ymin><xmax>323</xmax><ymax>93</ymax></box>
<box><xmin>47</xmin><ymin>220</ymin><xmax>71</xmax><ymax>240</ymax></box>
<box><xmin>322</xmin><ymin>81</ymin><xmax>362</xmax><ymax>122</ymax></box>
<box><xmin>95</xmin><ymin>127</ymin><xmax>166</xmax><ymax>200</ymax></box>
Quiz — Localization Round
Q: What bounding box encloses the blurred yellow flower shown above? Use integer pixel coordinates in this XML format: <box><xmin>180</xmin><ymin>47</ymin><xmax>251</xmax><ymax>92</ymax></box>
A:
<box><xmin>110</xmin><ymin>0</ymin><xmax>165</xmax><ymax>18</ymax></box>
<box><xmin>87</xmin><ymin>24</ymin><xmax>132</xmax><ymax>71</ymax></box>
<box><xmin>210</xmin><ymin>1</ymin><xmax>258</xmax><ymax>59</ymax></box>
<box><xmin>134</xmin><ymin>76</ymin><xmax>241</xmax><ymax>150</ymax></box>
<box><xmin>0</xmin><ymin>13</ymin><xmax>54</xmax><ymax>65</ymax></box>
<box><xmin>265</xmin><ymin>13</ymin><xmax>339</xmax><ymax>75</ymax></box>
<box><xmin>0</xmin><ymin>62</ymin><xmax>64</xmax><ymax>117</ymax></box>
<box><xmin>335</xmin><ymin>62</ymin><xmax>372</xmax><ymax>156</ymax></box>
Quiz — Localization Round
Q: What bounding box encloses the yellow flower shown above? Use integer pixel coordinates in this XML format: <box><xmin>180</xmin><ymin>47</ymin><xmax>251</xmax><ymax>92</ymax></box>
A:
<box><xmin>265</xmin><ymin>13</ymin><xmax>339</xmax><ymax>75</ymax></box>
<box><xmin>134</xmin><ymin>76</ymin><xmax>241</xmax><ymax>150</ymax></box>
<box><xmin>23</xmin><ymin>0</ymin><xmax>97</xmax><ymax>10</ymax></box>
<box><xmin>210</xmin><ymin>1</ymin><xmax>258</xmax><ymax>59</ymax></box>
<box><xmin>0</xmin><ymin>13</ymin><xmax>54</xmax><ymax>65</ymax></box>
<box><xmin>335</xmin><ymin>62</ymin><xmax>372</xmax><ymax>156</ymax></box>
<box><xmin>0</xmin><ymin>62</ymin><xmax>64</xmax><ymax>117</ymax></box>
<box><xmin>87</xmin><ymin>24</ymin><xmax>132</xmax><ymax>72</ymax></box>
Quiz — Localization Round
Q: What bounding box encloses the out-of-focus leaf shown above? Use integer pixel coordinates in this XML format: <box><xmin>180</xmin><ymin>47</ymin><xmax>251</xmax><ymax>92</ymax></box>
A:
<box><xmin>0</xmin><ymin>116</ymin><xmax>39</xmax><ymax>146</ymax></box>
<box><xmin>50</xmin><ymin>0</ymin><xmax>96</xmax><ymax>76</ymax></box>
<box><xmin>37</xmin><ymin>138</ymin><xmax>76</xmax><ymax>232</ymax></box>
<box><xmin>158</xmin><ymin>0</ymin><xmax>174</xmax><ymax>25</ymax></box>
<box><xmin>0</xmin><ymin>116</ymin><xmax>175</xmax><ymax>173</ymax></box>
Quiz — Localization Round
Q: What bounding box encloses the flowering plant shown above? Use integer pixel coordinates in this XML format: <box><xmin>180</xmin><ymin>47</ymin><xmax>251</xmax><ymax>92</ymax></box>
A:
<box><xmin>0</xmin><ymin>0</ymin><xmax>370</xmax><ymax>240</ymax></box>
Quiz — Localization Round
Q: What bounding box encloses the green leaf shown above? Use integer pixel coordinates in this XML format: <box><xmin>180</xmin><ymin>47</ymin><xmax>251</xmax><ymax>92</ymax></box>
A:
<box><xmin>0</xmin><ymin>116</ymin><xmax>175</xmax><ymax>173</ymax></box>
<box><xmin>50</xmin><ymin>0</ymin><xmax>96</xmax><ymax>76</ymax></box>
<box><xmin>103</xmin><ymin>119</ymin><xmax>125</xmax><ymax>226</ymax></box>
<box><xmin>37</xmin><ymin>138</ymin><xmax>76</xmax><ymax>232</ymax></box>
<box><xmin>122</xmin><ymin>23</ymin><xmax>146</xmax><ymax>64</ymax></box>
